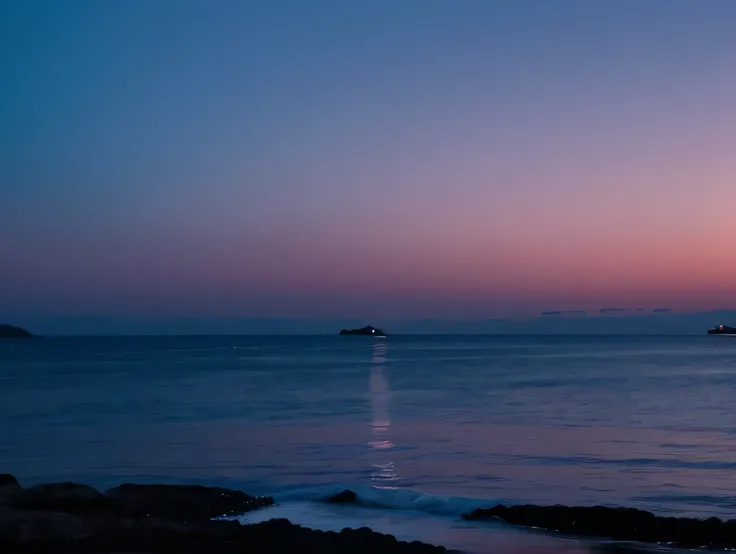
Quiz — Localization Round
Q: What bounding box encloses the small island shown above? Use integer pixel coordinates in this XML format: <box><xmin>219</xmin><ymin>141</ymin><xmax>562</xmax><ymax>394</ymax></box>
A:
<box><xmin>0</xmin><ymin>324</ymin><xmax>33</xmax><ymax>339</ymax></box>
<box><xmin>339</xmin><ymin>325</ymin><xmax>386</xmax><ymax>337</ymax></box>
<box><xmin>708</xmin><ymin>324</ymin><xmax>736</xmax><ymax>335</ymax></box>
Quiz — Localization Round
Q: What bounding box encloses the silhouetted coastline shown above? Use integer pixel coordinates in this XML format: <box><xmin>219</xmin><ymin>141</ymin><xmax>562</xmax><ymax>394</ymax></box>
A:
<box><xmin>0</xmin><ymin>324</ymin><xmax>33</xmax><ymax>339</ymax></box>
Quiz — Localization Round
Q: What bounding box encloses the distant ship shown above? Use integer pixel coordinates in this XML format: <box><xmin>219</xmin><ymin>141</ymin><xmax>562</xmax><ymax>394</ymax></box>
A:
<box><xmin>708</xmin><ymin>324</ymin><xmax>736</xmax><ymax>336</ymax></box>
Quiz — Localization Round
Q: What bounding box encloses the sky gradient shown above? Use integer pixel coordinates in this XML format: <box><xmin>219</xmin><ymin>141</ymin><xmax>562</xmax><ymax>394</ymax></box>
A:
<box><xmin>2</xmin><ymin>0</ymin><xmax>735</xmax><ymax>321</ymax></box>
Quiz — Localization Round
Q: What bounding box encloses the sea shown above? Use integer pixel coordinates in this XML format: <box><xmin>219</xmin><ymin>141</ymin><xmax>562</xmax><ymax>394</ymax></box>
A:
<box><xmin>2</xmin><ymin>334</ymin><xmax>736</xmax><ymax>553</ymax></box>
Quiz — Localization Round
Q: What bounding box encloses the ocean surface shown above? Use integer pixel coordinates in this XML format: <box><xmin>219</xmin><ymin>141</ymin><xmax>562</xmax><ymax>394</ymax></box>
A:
<box><xmin>2</xmin><ymin>334</ymin><xmax>736</xmax><ymax>553</ymax></box>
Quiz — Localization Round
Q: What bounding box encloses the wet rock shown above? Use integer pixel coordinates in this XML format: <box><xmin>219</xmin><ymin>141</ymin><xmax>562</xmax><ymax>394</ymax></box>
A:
<box><xmin>12</xmin><ymin>482</ymin><xmax>113</xmax><ymax>514</ymax></box>
<box><xmin>234</xmin><ymin>518</ymin><xmax>448</xmax><ymax>554</ymax></box>
<box><xmin>0</xmin><ymin>505</ymin><xmax>111</xmax><ymax>543</ymax></box>
<box><xmin>463</xmin><ymin>503</ymin><xmax>736</xmax><ymax>549</ymax></box>
<box><xmin>1</xmin><ymin>478</ymin><xmax>449</xmax><ymax>553</ymax></box>
<box><xmin>0</xmin><ymin>507</ymin><xmax>233</xmax><ymax>552</ymax></box>
<box><xmin>2</xmin><ymin>513</ymin><xmax>450</xmax><ymax>553</ymax></box>
<box><xmin>105</xmin><ymin>483</ymin><xmax>275</xmax><ymax>521</ymax></box>
<box><xmin>54</xmin><ymin>515</ymin><xmax>245</xmax><ymax>551</ymax></box>
<box><xmin>327</xmin><ymin>489</ymin><xmax>358</xmax><ymax>504</ymax></box>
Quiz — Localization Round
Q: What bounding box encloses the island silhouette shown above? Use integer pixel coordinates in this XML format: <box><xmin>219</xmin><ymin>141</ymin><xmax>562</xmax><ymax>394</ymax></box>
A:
<box><xmin>0</xmin><ymin>324</ymin><xmax>33</xmax><ymax>339</ymax></box>
<box><xmin>708</xmin><ymin>324</ymin><xmax>736</xmax><ymax>335</ymax></box>
<box><xmin>339</xmin><ymin>325</ymin><xmax>386</xmax><ymax>337</ymax></box>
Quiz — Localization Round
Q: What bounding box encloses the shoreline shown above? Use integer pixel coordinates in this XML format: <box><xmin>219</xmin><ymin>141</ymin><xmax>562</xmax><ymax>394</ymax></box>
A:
<box><xmin>0</xmin><ymin>475</ymin><xmax>450</xmax><ymax>553</ymax></box>
<box><xmin>2</xmin><ymin>476</ymin><xmax>734</xmax><ymax>553</ymax></box>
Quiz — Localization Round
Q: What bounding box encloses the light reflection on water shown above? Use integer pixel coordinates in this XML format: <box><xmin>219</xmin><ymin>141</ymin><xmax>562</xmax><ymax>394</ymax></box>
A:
<box><xmin>369</xmin><ymin>339</ymin><xmax>398</xmax><ymax>489</ymax></box>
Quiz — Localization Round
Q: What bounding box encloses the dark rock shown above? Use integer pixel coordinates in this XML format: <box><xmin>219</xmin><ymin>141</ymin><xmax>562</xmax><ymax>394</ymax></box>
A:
<box><xmin>1</xmin><ymin>512</ymin><xmax>450</xmax><ymax>553</ymax></box>
<box><xmin>0</xmin><ymin>324</ymin><xmax>33</xmax><ymax>339</ymax></box>
<box><xmin>12</xmin><ymin>482</ymin><xmax>113</xmax><ymax>514</ymax></box>
<box><xmin>339</xmin><ymin>325</ymin><xmax>387</xmax><ymax>337</ymax></box>
<box><xmin>0</xmin><ymin>474</ymin><xmax>22</xmax><ymax>504</ymax></box>
<box><xmin>592</xmin><ymin>545</ymin><xmax>660</xmax><ymax>554</ymax></box>
<box><xmin>105</xmin><ymin>483</ymin><xmax>275</xmax><ymax>521</ymax></box>
<box><xmin>0</xmin><ymin>474</ymin><xmax>20</xmax><ymax>487</ymax></box>
<box><xmin>0</xmin><ymin>504</ymin><xmax>240</xmax><ymax>551</ymax></box>
<box><xmin>327</xmin><ymin>489</ymin><xmax>358</xmax><ymax>504</ymax></box>
<box><xmin>0</xmin><ymin>505</ymin><xmax>109</xmax><ymax>543</ymax></box>
<box><xmin>232</xmin><ymin>518</ymin><xmax>448</xmax><ymax>554</ymax></box>
<box><xmin>463</xmin><ymin>503</ymin><xmax>736</xmax><ymax>549</ymax></box>
<box><xmin>1</xmin><ymin>479</ymin><xmax>450</xmax><ymax>553</ymax></box>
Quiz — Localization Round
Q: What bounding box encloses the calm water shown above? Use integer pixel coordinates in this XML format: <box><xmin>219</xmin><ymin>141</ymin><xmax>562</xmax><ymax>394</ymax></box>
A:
<box><xmin>2</xmin><ymin>334</ymin><xmax>736</xmax><ymax>553</ymax></box>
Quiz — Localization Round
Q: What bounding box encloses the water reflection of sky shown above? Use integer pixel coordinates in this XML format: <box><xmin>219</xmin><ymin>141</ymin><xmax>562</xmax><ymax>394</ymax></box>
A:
<box><xmin>4</xmin><ymin>335</ymin><xmax>736</xmax><ymax>521</ymax></box>
<box><xmin>12</xmin><ymin>417</ymin><xmax>736</xmax><ymax>518</ymax></box>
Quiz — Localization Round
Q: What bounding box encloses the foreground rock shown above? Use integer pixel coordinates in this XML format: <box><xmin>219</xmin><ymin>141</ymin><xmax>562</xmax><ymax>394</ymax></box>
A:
<box><xmin>7</xmin><ymin>481</ymin><xmax>274</xmax><ymax>521</ymax></box>
<box><xmin>105</xmin><ymin>483</ymin><xmax>274</xmax><ymax>520</ymax></box>
<box><xmin>464</xmin><ymin>504</ymin><xmax>736</xmax><ymax>549</ymax></box>
<box><xmin>13</xmin><ymin>482</ymin><xmax>113</xmax><ymax>513</ymax></box>
<box><xmin>1</xmin><ymin>514</ymin><xmax>449</xmax><ymax>553</ymax></box>
<box><xmin>0</xmin><ymin>324</ymin><xmax>33</xmax><ymax>339</ymax></box>
<box><xmin>0</xmin><ymin>476</ymin><xmax>448</xmax><ymax>553</ymax></box>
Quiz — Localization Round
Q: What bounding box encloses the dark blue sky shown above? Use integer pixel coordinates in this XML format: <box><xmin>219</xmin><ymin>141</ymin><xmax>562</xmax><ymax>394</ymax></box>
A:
<box><xmin>2</xmin><ymin>0</ymin><xmax>735</xmax><ymax>322</ymax></box>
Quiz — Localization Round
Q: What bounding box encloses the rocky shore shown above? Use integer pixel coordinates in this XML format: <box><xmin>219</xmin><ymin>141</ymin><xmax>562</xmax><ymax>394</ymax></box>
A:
<box><xmin>5</xmin><ymin>477</ymin><xmax>735</xmax><ymax>553</ymax></box>
<box><xmin>463</xmin><ymin>503</ymin><xmax>736</xmax><ymax>550</ymax></box>
<box><xmin>0</xmin><ymin>476</ymin><xmax>448</xmax><ymax>553</ymax></box>
<box><xmin>326</xmin><ymin>489</ymin><xmax>736</xmax><ymax>551</ymax></box>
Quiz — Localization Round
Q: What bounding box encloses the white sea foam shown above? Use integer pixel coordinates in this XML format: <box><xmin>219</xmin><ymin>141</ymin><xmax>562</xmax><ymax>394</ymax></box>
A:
<box><xmin>234</xmin><ymin>495</ymin><xmax>602</xmax><ymax>554</ymax></box>
<box><xmin>273</xmin><ymin>483</ymin><xmax>494</xmax><ymax>518</ymax></box>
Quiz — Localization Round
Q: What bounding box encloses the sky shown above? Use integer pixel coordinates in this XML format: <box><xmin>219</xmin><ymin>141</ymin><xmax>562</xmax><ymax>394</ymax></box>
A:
<box><xmin>2</xmin><ymin>0</ymin><xmax>735</xmax><ymax>325</ymax></box>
